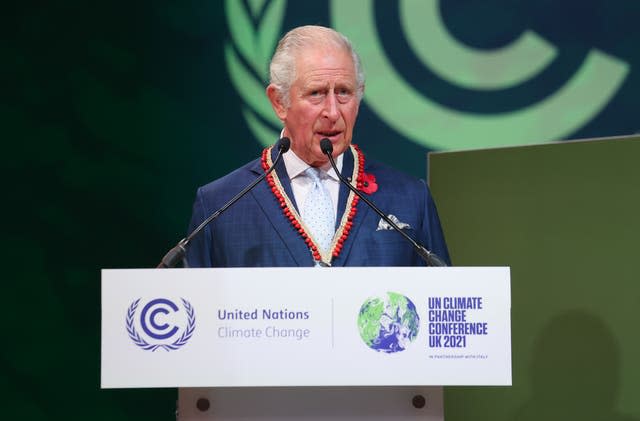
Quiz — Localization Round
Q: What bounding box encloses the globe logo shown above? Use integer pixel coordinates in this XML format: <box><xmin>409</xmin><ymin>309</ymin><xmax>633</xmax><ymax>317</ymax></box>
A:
<box><xmin>357</xmin><ymin>292</ymin><xmax>420</xmax><ymax>353</ymax></box>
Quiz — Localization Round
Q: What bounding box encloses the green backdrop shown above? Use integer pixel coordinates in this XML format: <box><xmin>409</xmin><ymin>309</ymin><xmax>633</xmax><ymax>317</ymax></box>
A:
<box><xmin>429</xmin><ymin>135</ymin><xmax>640</xmax><ymax>420</ymax></box>
<box><xmin>3</xmin><ymin>0</ymin><xmax>639</xmax><ymax>419</ymax></box>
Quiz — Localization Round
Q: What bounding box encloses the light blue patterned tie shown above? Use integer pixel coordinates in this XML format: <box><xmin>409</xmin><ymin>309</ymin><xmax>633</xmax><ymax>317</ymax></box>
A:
<box><xmin>303</xmin><ymin>167</ymin><xmax>335</xmax><ymax>252</ymax></box>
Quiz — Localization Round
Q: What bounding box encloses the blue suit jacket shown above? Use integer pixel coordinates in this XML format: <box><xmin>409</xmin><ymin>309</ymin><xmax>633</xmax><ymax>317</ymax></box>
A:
<box><xmin>186</xmin><ymin>147</ymin><xmax>450</xmax><ymax>267</ymax></box>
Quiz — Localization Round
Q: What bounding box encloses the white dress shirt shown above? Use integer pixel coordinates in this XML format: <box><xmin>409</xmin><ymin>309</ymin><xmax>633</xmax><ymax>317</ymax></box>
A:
<box><xmin>282</xmin><ymin>149</ymin><xmax>343</xmax><ymax>220</ymax></box>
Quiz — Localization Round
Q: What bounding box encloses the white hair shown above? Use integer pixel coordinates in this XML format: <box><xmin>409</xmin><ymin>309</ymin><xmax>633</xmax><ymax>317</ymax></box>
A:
<box><xmin>269</xmin><ymin>25</ymin><xmax>365</xmax><ymax>107</ymax></box>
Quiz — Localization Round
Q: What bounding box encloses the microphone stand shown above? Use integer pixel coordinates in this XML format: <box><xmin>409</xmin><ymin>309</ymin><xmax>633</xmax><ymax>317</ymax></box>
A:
<box><xmin>156</xmin><ymin>138</ymin><xmax>291</xmax><ymax>268</ymax></box>
<box><xmin>320</xmin><ymin>139</ymin><xmax>446</xmax><ymax>267</ymax></box>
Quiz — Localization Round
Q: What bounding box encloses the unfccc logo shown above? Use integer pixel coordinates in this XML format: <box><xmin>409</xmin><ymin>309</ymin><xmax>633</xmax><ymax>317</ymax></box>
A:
<box><xmin>126</xmin><ymin>298</ymin><xmax>196</xmax><ymax>352</ymax></box>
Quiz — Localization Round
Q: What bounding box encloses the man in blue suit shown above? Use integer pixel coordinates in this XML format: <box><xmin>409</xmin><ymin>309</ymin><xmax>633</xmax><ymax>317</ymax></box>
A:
<box><xmin>186</xmin><ymin>25</ymin><xmax>449</xmax><ymax>268</ymax></box>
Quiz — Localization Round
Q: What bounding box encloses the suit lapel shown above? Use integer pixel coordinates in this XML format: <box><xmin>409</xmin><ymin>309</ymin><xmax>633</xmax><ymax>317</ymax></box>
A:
<box><xmin>248</xmin><ymin>148</ymin><xmax>313</xmax><ymax>266</ymax></box>
<box><xmin>331</xmin><ymin>147</ymin><xmax>371</xmax><ymax>266</ymax></box>
<box><xmin>335</xmin><ymin>149</ymin><xmax>353</xmax><ymax>228</ymax></box>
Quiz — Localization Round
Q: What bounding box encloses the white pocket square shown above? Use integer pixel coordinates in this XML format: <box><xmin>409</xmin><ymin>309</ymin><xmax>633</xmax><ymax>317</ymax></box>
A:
<box><xmin>377</xmin><ymin>214</ymin><xmax>411</xmax><ymax>231</ymax></box>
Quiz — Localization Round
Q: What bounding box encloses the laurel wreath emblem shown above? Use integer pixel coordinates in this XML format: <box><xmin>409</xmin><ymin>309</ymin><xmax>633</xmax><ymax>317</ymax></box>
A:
<box><xmin>224</xmin><ymin>0</ymin><xmax>287</xmax><ymax>146</ymax></box>
<box><xmin>126</xmin><ymin>298</ymin><xmax>196</xmax><ymax>352</ymax></box>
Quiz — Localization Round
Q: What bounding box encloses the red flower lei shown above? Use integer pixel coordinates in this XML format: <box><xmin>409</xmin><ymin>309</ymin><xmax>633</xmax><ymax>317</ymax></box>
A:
<box><xmin>261</xmin><ymin>144</ymin><xmax>369</xmax><ymax>265</ymax></box>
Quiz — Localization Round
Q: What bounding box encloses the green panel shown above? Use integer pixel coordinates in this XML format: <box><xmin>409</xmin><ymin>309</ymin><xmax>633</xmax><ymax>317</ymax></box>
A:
<box><xmin>429</xmin><ymin>136</ymin><xmax>640</xmax><ymax>420</ymax></box>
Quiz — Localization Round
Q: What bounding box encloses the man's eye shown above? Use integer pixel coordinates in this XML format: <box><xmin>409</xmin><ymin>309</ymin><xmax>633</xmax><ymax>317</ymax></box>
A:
<box><xmin>338</xmin><ymin>88</ymin><xmax>354</xmax><ymax>98</ymax></box>
<box><xmin>336</xmin><ymin>88</ymin><xmax>353</xmax><ymax>102</ymax></box>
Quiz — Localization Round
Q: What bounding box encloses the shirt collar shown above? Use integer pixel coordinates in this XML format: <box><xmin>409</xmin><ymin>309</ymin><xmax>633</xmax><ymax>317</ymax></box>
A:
<box><xmin>282</xmin><ymin>147</ymin><xmax>343</xmax><ymax>182</ymax></box>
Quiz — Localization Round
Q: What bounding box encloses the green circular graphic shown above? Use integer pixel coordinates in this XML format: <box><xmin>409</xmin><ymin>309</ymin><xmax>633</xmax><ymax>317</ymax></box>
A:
<box><xmin>330</xmin><ymin>0</ymin><xmax>629</xmax><ymax>150</ymax></box>
<box><xmin>224</xmin><ymin>0</ymin><xmax>630</xmax><ymax>150</ymax></box>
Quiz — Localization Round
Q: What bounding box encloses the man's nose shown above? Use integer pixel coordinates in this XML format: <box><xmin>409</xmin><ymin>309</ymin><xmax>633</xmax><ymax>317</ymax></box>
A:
<box><xmin>322</xmin><ymin>92</ymin><xmax>340</xmax><ymax>121</ymax></box>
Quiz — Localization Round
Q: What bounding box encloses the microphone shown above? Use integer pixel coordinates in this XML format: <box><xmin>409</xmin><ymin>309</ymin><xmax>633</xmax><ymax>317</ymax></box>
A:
<box><xmin>157</xmin><ymin>137</ymin><xmax>291</xmax><ymax>268</ymax></box>
<box><xmin>320</xmin><ymin>138</ymin><xmax>447</xmax><ymax>267</ymax></box>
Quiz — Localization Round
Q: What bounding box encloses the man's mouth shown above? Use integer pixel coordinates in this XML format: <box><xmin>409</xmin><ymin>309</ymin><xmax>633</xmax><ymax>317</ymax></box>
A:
<box><xmin>317</xmin><ymin>130</ymin><xmax>342</xmax><ymax>139</ymax></box>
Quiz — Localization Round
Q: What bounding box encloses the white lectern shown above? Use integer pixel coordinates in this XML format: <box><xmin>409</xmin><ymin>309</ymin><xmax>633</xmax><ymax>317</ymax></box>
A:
<box><xmin>101</xmin><ymin>267</ymin><xmax>511</xmax><ymax>420</ymax></box>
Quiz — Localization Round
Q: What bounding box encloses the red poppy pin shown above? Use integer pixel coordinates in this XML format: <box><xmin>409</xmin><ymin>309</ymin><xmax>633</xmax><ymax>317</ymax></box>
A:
<box><xmin>360</xmin><ymin>172</ymin><xmax>378</xmax><ymax>194</ymax></box>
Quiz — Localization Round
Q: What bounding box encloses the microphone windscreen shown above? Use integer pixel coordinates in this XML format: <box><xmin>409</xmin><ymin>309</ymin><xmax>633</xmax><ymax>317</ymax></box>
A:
<box><xmin>320</xmin><ymin>138</ymin><xmax>333</xmax><ymax>154</ymax></box>
<box><xmin>279</xmin><ymin>137</ymin><xmax>291</xmax><ymax>152</ymax></box>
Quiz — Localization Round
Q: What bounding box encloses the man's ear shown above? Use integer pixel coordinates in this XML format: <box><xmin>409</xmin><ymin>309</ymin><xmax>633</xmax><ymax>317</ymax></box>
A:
<box><xmin>266</xmin><ymin>84</ymin><xmax>287</xmax><ymax>121</ymax></box>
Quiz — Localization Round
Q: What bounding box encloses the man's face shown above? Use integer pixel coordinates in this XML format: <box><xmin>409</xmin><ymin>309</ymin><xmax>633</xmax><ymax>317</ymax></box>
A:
<box><xmin>269</xmin><ymin>46</ymin><xmax>361</xmax><ymax>166</ymax></box>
